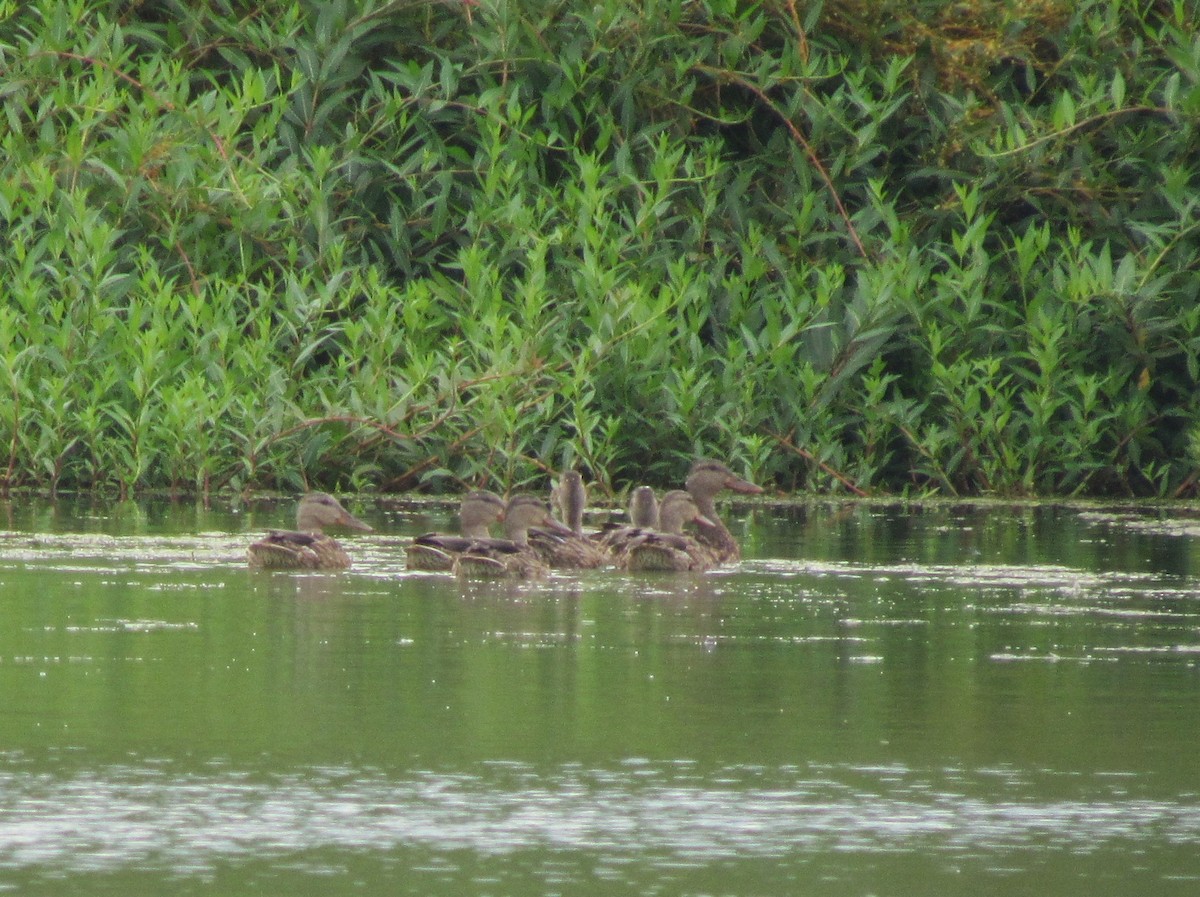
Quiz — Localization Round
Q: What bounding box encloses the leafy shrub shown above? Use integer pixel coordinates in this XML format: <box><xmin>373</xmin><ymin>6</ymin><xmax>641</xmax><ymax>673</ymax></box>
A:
<box><xmin>0</xmin><ymin>0</ymin><xmax>1197</xmax><ymax>497</ymax></box>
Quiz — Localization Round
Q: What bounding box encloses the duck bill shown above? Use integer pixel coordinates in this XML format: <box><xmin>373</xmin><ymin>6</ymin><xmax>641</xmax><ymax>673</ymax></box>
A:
<box><xmin>340</xmin><ymin>510</ymin><xmax>374</xmax><ymax>532</ymax></box>
<box><xmin>725</xmin><ymin>475</ymin><xmax>764</xmax><ymax>495</ymax></box>
<box><xmin>541</xmin><ymin>516</ymin><xmax>575</xmax><ymax>536</ymax></box>
<box><xmin>695</xmin><ymin>513</ymin><xmax>717</xmax><ymax>527</ymax></box>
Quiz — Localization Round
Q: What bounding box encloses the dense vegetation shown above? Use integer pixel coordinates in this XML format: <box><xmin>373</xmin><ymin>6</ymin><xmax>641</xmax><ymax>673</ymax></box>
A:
<box><xmin>1</xmin><ymin>0</ymin><xmax>1198</xmax><ymax>498</ymax></box>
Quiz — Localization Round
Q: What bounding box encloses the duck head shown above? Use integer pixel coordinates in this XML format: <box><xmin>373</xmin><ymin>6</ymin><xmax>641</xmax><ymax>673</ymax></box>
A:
<box><xmin>296</xmin><ymin>492</ymin><xmax>373</xmax><ymax>534</ymax></box>
<box><xmin>503</xmin><ymin>495</ymin><xmax>569</xmax><ymax>546</ymax></box>
<box><xmin>684</xmin><ymin>460</ymin><xmax>764</xmax><ymax>502</ymax></box>
<box><xmin>460</xmin><ymin>490</ymin><xmax>507</xmax><ymax>536</ymax></box>
<box><xmin>658</xmin><ymin>489</ymin><xmax>714</xmax><ymax>534</ymax></box>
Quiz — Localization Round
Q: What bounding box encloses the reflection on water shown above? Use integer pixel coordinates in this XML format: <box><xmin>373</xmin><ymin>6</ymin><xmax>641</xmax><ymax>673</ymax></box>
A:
<box><xmin>2</xmin><ymin>759</ymin><xmax>1198</xmax><ymax>879</ymax></box>
<box><xmin>2</xmin><ymin>499</ymin><xmax>1200</xmax><ymax>895</ymax></box>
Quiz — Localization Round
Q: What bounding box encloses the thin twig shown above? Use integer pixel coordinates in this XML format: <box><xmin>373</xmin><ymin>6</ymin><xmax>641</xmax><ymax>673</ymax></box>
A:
<box><xmin>46</xmin><ymin>50</ymin><xmax>252</xmax><ymax>205</ymax></box>
<box><xmin>694</xmin><ymin>64</ymin><xmax>868</xmax><ymax>259</ymax></box>
<box><xmin>894</xmin><ymin>424</ymin><xmax>959</xmax><ymax>496</ymax></box>
<box><xmin>782</xmin><ymin>0</ymin><xmax>810</xmax><ymax>62</ymax></box>
<box><xmin>977</xmin><ymin>105</ymin><xmax>1168</xmax><ymax>159</ymax></box>
<box><xmin>771</xmin><ymin>430</ymin><xmax>869</xmax><ymax>497</ymax></box>
<box><xmin>263</xmin><ymin>414</ymin><xmax>413</xmax><ymax>447</ymax></box>
<box><xmin>1173</xmin><ymin>471</ymin><xmax>1198</xmax><ymax>500</ymax></box>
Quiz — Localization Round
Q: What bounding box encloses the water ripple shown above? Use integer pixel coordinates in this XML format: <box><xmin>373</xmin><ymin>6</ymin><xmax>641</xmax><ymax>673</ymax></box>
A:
<box><xmin>0</xmin><ymin>761</ymin><xmax>1196</xmax><ymax>877</ymax></box>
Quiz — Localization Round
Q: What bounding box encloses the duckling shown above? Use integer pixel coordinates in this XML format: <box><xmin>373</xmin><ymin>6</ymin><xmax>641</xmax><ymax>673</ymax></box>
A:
<box><xmin>620</xmin><ymin>490</ymin><xmax>715</xmax><ymax>572</ymax></box>
<box><xmin>591</xmin><ymin>485</ymin><xmax>660</xmax><ymax>554</ymax></box>
<box><xmin>247</xmin><ymin>492</ymin><xmax>372</xmax><ymax>570</ymax></box>
<box><xmin>684</xmin><ymin>459</ymin><xmax>763</xmax><ymax>563</ymax></box>
<box><xmin>627</xmin><ymin>486</ymin><xmax>660</xmax><ymax>528</ymax></box>
<box><xmin>453</xmin><ymin>495</ymin><xmax>559</xmax><ymax>579</ymax></box>
<box><xmin>405</xmin><ymin>490</ymin><xmax>506</xmax><ymax>571</ymax></box>
<box><xmin>529</xmin><ymin>470</ymin><xmax>609</xmax><ymax>568</ymax></box>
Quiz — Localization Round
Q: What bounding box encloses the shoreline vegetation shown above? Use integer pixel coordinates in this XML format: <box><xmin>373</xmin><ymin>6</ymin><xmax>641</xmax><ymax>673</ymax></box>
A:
<box><xmin>2</xmin><ymin>0</ymin><xmax>1198</xmax><ymax>500</ymax></box>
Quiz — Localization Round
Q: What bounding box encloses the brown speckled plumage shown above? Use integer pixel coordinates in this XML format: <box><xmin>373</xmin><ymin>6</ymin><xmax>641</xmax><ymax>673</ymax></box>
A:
<box><xmin>247</xmin><ymin>492</ymin><xmax>372</xmax><ymax>570</ymax></box>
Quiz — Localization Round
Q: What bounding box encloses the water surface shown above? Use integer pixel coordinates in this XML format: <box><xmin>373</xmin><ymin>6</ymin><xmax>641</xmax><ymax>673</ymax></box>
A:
<box><xmin>1</xmin><ymin>497</ymin><xmax>1198</xmax><ymax>895</ymax></box>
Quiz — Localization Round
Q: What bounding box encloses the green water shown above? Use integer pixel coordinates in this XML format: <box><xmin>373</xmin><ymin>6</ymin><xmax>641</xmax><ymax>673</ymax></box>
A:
<box><xmin>1</xmin><ymin>497</ymin><xmax>1199</xmax><ymax>895</ymax></box>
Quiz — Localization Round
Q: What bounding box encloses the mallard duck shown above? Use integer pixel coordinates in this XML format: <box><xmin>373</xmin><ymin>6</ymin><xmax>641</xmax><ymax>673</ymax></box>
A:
<box><xmin>453</xmin><ymin>495</ymin><xmax>559</xmax><ymax>579</ymax></box>
<box><xmin>530</xmin><ymin>470</ymin><xmax>609</xmax><ymax>568</ymax></box>
<box><xmin>247</xmin><ymin>492</ymin><xmax>373</xmax><ymax>570</ymax></box>
<box><xmin>627</xmin><ymin>486</ymin><xmax>660</xmax><ymax>528</ymax></box>
<box><xmin>620</xmin><ymin>490</ymin><xmax>716</xmax><ymax>572</ymax></box>
<box><xmin>684</xmin><ymin>459</ymin><xmax>763</xmax><ymax>563</ymax></box>
<box><xmin>405</xmin><ymin>490</ymin><xmax>506</xmax><ymax>571</ymax></box>
<box><xmin>550</xmin><ymin>470</ymin><xmax>587</xmax><ymax>534</ymax></box>
<box><xmin>591</xmin><ymin>485</ymin><xmax>660</xmax><ymax>555</ymax></box>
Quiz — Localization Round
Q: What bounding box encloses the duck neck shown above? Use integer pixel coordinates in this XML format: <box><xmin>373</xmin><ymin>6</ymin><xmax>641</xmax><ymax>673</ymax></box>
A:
<box><xmin>659</xmin><ymin>515</ymin><xmax>685</xmax><ymax>536</ymax></box>
<box><xmin>559</xmin><ymin>476</ymin><xmax>586</xmax><ymax>536</ymax></box>
<box><xmin>504</xmin><ymin>521</ymin><xmax>530</xmax><ymax>547</ymax></box>
<box><xmin>460</xmin><ymin>493</ymin><xmax>502</xmax><ymax>538</ymax></box>
<box><xmin>295</xmin><ymin>510</ymin><xmax>325</xmax><ymax>535</ymax></box>
<box><xmin>658</xmin><ymin>503</ymin><xmax>688</xmax><ymax>536</ymax></box>
<box><xmin>461</xmin><ymin>519</ymin><xmax>490</xmax><ymax>538</ymax></box>
<box><xmin>689</xmin><ymin>490</ymin><xmax>738</xmax><ymax>558</ymax></box>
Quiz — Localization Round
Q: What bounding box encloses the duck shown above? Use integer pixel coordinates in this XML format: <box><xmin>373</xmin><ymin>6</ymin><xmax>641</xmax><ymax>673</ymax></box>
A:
<box><xmin>405</xmin><ymin>490</ymin><xmax>506</xmax><ymax>571</ymax></box>
<box><xmin>247</xmin><ymin>492</ymin><xmax>373</xmax><ymax>570</ymax></box>
<box><xmin>627</xmin><ymin>486</ymin><xmax>660</xmax><ymax>527</ymax></box>
<box><xmin>620</xmin><ymin>490</ymin><xmax>716</xmax><ymax>572</ymax></box>
<box><xmin>529</xmin><ymin>470</ymin><xmax>610</xmax><ymax>568</ymax></box>
<box><xmin>553</xmin><ymin>471</ymin><xmax>584</xmax><ymax>532</ymax></box>
<box><xmin>591</xmin><ymin>485</ymin><xmax>660</xmax><ymax>555</ymax></box>
<box><xmin>684</xmin><ymin>459</ymin><xmax>763</xmax><ymax>564</ymax></box>
<box><xmin>453</xmin><ymin>495</ymin><xmax>561</xmax><ymax>579</ymax></box>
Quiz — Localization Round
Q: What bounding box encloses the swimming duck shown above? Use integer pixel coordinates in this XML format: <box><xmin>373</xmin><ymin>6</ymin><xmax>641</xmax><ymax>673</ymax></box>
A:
<box><xmin>529</xmin><ymin>470</ymin><xmax>609</xmax><ymax>568</ymax></box>
<box><xmin>620</xmin><ymin>490</ymin><xmax>716</xmax><ymax>572</ymax></box>
<box><xmin>628</xmin><ymin>486</ymin><xmax>660</xmax><ymax>527</ymax></box>
<box><xmin>684</xmin><ymin>459</ymin><xmax>763</xmax><ymax>563</ymax></box>
<box><xmin>591</xmin><ymin>485</ymin><xmax>660</xmax><ymax>555</ymax></box>
<box><xmin>550</xmin><ymin>470</ymin><xmax>587</xmax><ymax>534</ymax></box>
<box><xmin>405</xmin><ymin>490</ymin><xmax>506</xmax><ymax>571</ymax></box>
<box><xmin>453</xmin><ymin>495</ymin><xmax>560</xmax><ymax>579</ymax></box>
<box><xmin>247</xmin><ymin>492</ymin><xmax>373</xmax><ymax>570</ymax></box>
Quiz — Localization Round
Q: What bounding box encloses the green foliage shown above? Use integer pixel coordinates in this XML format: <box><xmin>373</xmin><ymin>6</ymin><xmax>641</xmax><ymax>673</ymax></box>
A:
<box><xmin>0</xmin><ymin>0</ymin><xmax>1197</xmax><ymax>497</ymax></box>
